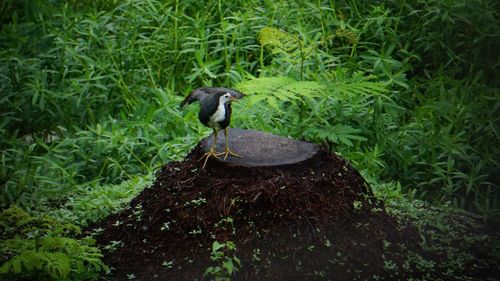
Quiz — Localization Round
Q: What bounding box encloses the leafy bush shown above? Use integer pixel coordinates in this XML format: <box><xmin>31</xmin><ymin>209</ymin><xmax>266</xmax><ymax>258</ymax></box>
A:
<box><xmin>0</xmin><ymin>206</ymin><xmax>107</xmax><ymax>280</ymax></box>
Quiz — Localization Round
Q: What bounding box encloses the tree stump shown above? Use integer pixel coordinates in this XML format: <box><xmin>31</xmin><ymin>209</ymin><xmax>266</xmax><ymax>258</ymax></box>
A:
<box><xmin>201</xmin><ymin>128</ymin><xmax>319</xmax><ymax>167</ymax></box>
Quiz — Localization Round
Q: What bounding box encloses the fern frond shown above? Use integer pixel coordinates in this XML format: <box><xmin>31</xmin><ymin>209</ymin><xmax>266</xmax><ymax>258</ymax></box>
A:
<box><xmin>0</xmin><ymin>206</ymin><xmax>107</xmax><ymax>279</ymax></box>
<box><xmin>333</xmin><ymin>81</ymin><xmax>387</xmax><ymax>97</ymax></box>
<box><xmin>258</xmin><ymin>27</ymin><xmax>302</xmax><ymax>56</ymax></box>
<box><xmin>304</xmin><ymin>124</ymin><xmax>367</xmax><ymax>147</ymax></box>
<box><xmin>236</xmin><ymin>76</ymin><xmax>326</xmax><ymax>110</ymax></box>
<box><xmin>0</xmin><ymin>236</ymin><xmax>106</xmax><ymax>279</ymax></box>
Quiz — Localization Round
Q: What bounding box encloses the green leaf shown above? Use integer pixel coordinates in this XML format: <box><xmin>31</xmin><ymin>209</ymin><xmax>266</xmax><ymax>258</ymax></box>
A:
<box><xmin>212</xmin><ymin>241</ymin><xmax>224</xmax><ymax>252</ymax></box>
<box><xmin>222</xmin><ymin>260</ymin><xmax>234</xmax><ymax>274</ymax></box>
<box><xmin>12</xmin><ymin>258</ymin><xmax>22</xmax><ymax>273</ymax></box>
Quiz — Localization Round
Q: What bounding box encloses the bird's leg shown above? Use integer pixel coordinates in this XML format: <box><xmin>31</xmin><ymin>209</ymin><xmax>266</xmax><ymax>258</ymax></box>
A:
<box><xmin>200</xmin><ymin>129</ymin><xmax>221</xmax><ymax>169</ymax></box>
<box><xmin>222</xmin><ymin>128</ymin><xmax>241</xmax><ymax>160</ymax></box>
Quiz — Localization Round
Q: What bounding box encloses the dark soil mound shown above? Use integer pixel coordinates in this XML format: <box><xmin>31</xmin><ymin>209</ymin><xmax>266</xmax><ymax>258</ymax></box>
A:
<box><xmin>88</xmin><ymin>144</ymin><xmax>499</xmax><ymax>280</ymax></box>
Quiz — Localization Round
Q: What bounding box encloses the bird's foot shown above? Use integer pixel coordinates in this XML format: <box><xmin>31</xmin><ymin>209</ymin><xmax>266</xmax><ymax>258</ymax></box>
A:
<box><xmin>199</xmin><ymin>149</ymin><xmax>221</xmax><ymax>169</ymax></box>
<box><xmin>221</xmin><ymin>149</ymin><xmax>241</xmax><ymax>160</ymax></box>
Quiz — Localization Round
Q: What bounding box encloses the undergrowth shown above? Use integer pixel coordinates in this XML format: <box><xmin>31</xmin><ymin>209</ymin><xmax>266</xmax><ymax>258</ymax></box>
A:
<box><xmin>0</xmin><ymin>206</ymin><xmax>107</xmax><ymax>280</ymax></box>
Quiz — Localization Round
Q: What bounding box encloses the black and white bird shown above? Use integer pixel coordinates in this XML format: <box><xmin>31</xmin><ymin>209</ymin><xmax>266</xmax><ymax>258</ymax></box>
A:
<box><xmin>180</xmin><ymin>87</ymin><xmax>245</xmax><ymax>168</ymax></box>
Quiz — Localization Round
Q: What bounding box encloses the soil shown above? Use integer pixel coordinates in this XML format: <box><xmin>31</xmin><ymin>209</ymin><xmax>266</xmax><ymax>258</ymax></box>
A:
<box><xmin>87</xmin><ymin>144</ymin><xmax>500</xmax><ymax>280</ymax></box>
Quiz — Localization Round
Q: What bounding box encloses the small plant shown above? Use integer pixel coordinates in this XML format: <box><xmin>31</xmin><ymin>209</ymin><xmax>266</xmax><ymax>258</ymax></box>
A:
<box><xmin>160</xmin><ymin>222</ymin><xmax>171</xmax><ymax>231</ymax></box>
<box><xmin>132</xmin><ymin>204</ymin><xmax>143</xmax><ymax>221</ymax></box>
<box><xmin>0</xmin><ymin>206</ymin><xmax>108</xmax><ymax>280</ymax></box>
<box><xmin>185</xmin><ymin>197</ymin><xmax>207</xmax><ymax>207</ymax></box>
<box><xmin>103</xmin><ymin>240</ymin><xmax>124</xmax><ymax>252</ymax></box>
<box><xmin>353</xmin><ymin>200</ymin><xmax>363</xmax><ymax>210</ymax></box>
<box><xmin>383</xmin><ymin>259</ymin><xmax>397</xmax><ymax>271</ymax></box>
<box><xmin>204</xmin><ymin>241</ymin><xmax>241</xmax><ymax>281</ymax></box>
<box><xmin>188</xmin><ymin>227</ymin><xmax>203</xmax><ymax>236</ymax></box>
<box><xmin>324</xmin><ymin>239</ymin><xmax>332</xmax><ymax>248</ymax></box>
<box><xmin>252</xmin><ymin>248</ymin><xmax>261</xmax><ymax>262</ymax></box>
<box><xmin>215</xmin><ymin>217</ymin><xmax>236</xmax><ymax>235</ymax></box>
<box><xmin>162</xmin><ymin>260</ymin><xmax>174</xmax><ymax>269</ymax></box>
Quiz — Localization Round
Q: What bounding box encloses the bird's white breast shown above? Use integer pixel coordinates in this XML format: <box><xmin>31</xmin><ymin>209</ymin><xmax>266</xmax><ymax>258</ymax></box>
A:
<box><xmin>208</xmin><ymin>103</ymin><xmax>226</xmax><ymax>128</ymax></box>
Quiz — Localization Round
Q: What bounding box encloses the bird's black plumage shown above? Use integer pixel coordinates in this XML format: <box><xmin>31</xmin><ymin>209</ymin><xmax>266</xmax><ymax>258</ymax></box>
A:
<box><xmin>198</xmin><ymin>92</ymin><xmax>232</xmax><ymax>129</ymax></box>
<box><xmin>179</xmin><ymin>87</ymin><xmax>245</xmax><ymax>109</ymax></box>
<box><xmin>180</xmin><ymin>87</ymin><xmax>245</xmax><ymax>130</ymax></box>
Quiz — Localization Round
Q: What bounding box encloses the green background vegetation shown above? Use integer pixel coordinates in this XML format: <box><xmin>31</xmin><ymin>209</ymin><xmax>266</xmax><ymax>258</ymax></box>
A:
<box><xmin>1</xmin><ymin>0</ymin><xmax>498</xmax><ymax>279</ymax></box>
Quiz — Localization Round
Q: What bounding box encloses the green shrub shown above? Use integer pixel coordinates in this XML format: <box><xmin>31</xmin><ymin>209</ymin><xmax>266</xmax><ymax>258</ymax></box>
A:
<box><xmin>0</xmin><ymin>205</ymin><xmax>108</xmax><ymax>280</ymax></box>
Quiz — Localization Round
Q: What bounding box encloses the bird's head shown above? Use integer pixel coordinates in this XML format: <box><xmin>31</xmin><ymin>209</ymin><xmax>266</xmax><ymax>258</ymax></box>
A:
<box><xmin>219</xmin><ymin>92</ymin><xmax>238</xmax><ymax>105</ymax></box>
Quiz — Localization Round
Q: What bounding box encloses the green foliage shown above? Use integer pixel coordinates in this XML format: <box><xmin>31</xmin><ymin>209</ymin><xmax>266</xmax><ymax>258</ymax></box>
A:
<box><xmin>0</xmin><ymin>237</ymin><xmax>105</xmax><ymax>280</ymax></box>
<box><xmin>48</xmin><ymin>174</ymin><xmax>153</xmax><ymax>226</ymax></box>
<box><xmin>0</xmin><ymin>0</ymin><xmax>499</xmax><ymax>278</ymax></box>
<box><xmin>0</xmin><ymin>0</ymin><xmax>265</xmax><ymax>207</ymax></box>
<box><xmin>306</xmin><ymin>124</ymin><xmax>367</xmax><ymax>148</ymax></box>
<box><xmin>0</xmin><ymin>206</ymin><xmax>107</xmax><ymax>280</ymax></box>
<box><xmin>383</xmin><ymin>75</ymin><xmax>500</xmax><ymax>216</ymax></box>
<box><xmin>258</xmin><ymin>27</ymin><xmax>302</xmax><ymax>57</ymax></box>
<box><xmin>1</xmin><ymin>205</ymin><xmax>80</xmax><ymax>239</ymax></box>
<box><xmin>385</xmin><ymin>197</ymin><xmax>500</xmax><ymax>278</ymax></box>
<box><xmin>235</xmin><ymin>73</ymin><xmax>388</xmax><ymax>151</ymax></box>
<box><xmin>237</xmin><ymin>76</ymin><xmax>325</xmax><ymax>110</ymax></box>
<box><xmin>0</xmin><ymin>115</ymin><xmax>192</xmax><ymax>208</ymax></box>
<box><xmin>386</xmin><ymin>0</ymin><xmax>499</xmax><ymax>81</ymax></box>
<box><xmin>204</xmin><ymin>241</ymin><xmax>241</xmax><ymax>281</ymax></box>
<box><xmin>258</xmin><ymin>27</ymin><xmax>310</xmax><ymax>79</ymax></box>
<box><xmin>247</xmin><ymin>1</ymin><xmax>498</xmax><ymax>217</ymax></box>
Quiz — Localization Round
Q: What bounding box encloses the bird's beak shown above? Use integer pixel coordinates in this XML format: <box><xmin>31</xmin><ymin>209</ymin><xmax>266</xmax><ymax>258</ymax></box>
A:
<box><xmin>229</xmin><ymin>96</ymin><xmax>237</xmax><ymax>102</ymax></box>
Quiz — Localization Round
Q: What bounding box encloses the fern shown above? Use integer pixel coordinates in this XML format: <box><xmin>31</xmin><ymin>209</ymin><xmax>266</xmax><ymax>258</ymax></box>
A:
<box><xmin>234</xmin><ymin>74</ymin><xmax>388</xmax><ymax>149</ymax></box>
<box><xmin>237</xmin><ymin>74</ymin><xmax>386</xmax><ymax>103</ymax></box>
<box><xmin>236</xmin><ymin>76</ymin><xmax>326</xmax><ymax>111</ymax></box>
<box><xmin>0</xmin><ymin>206</ymin><xmax>107</xmax><ymax>280</ymax></box>
<box><xmin>1</xmin><ymin>205</ymin><xmax>80</xmax><ymax>239</ymax></box>
<box><xmin>258</xmin><ymin>27</ymin><xmax>308</xmax><ymax>79</ymax></box>
<box><xmin>334</xmin><ymin>81</ymin><xmax>387</xmax><ymax>97</ymax></box>
<box><xmin>0</xmin><ymin>241</ymin><xmax>105</xmax><ymax>280</ymax></box>
<box><xmin>304</xmin><ymin>124</ymin><xmax>368</xmax><ymax>147</ymax></box>
<box><xmin>258</xmin><ymin>27</ymin><xmax>302</xmax><ymax>57</ymax></box>
<box><xmin>235</xmin><ymin>75</ymin><xmax>387</xmax><ymax>110</ymax></box>
<box><xmin>319</xmin><ymin>71</ymin><xmax>388</xmax><ymax>98</ymax></box>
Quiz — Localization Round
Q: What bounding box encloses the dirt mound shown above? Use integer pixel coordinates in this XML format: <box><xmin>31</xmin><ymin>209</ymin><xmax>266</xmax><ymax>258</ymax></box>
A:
<box><xmin>87</xmin><ymin>144</ymin><xmax>498</xmax><ymax>280</ymax></box>
<box><xmin>89</xmin><ymin>144</ymin><xmax>401</xmax><ymax>280</ymax></box>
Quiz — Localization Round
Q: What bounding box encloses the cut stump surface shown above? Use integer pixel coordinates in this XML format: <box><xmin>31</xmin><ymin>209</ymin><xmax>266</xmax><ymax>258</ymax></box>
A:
<box><xmin>201</xmin><ymin>128</ymin><xmax>319</xmax><ymax>167</ymax></box>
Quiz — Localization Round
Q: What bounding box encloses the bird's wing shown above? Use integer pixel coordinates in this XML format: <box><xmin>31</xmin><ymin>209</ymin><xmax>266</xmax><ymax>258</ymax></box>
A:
<box><xmin>179</xmin><ymin>88</ymin><xmax>206</xmax><ymax>109</ymax></box>
<box><xmin>179</xmin><ymin>87</ymin><xmax>244</xmax><ymax>109</ymax></box>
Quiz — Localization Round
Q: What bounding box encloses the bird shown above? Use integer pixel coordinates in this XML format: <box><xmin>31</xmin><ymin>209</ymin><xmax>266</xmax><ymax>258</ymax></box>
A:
<box><xmin>179</xmin><ymin>87</ymin><xmax>245</xmax><ymax>168</ymax></box>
